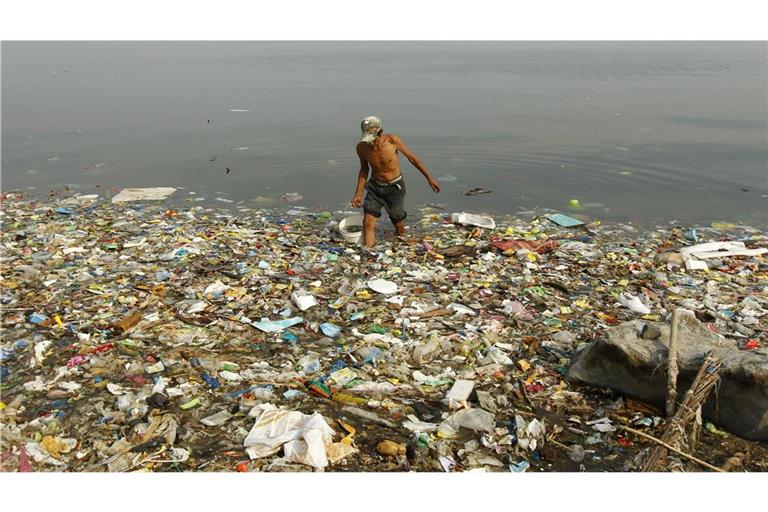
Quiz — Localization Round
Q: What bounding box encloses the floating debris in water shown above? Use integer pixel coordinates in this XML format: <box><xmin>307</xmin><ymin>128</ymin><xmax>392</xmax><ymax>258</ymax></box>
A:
<box><xmin>282</xmin><ymin>193</ymin><xmax>303</xmax><ymax>202</ymax></box>
<box><xmin>463</xmin><ymin>187</ymin><xmax>492</xmax><ymax>196</ymax></box>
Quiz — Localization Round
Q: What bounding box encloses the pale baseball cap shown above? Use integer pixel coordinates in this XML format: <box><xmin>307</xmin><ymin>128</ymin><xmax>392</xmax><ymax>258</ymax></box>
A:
<box><xmin>360</xmin><ymin>116</ymin><xmax>382</xmax><ymax>143</ymax></box>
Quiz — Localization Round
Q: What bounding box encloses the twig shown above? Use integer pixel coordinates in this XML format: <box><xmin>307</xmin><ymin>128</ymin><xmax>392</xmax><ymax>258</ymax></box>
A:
<box><xmin>617</xmin><ymin>425</ymin><xmax>723</xmax><ymax>472</ymax></box>
<box><xmin>517</xmin><ymin>378</ymin><xmax>534</xmax><ymax>409</ymax></box>
<box><xmin>126</xmin><ymin>454</ymin><xmax>162</xmax><ymax>471</ymax></box>
<box><xmin>547</xmin><ymin>438</ymin><xmax>570</xmax><ymax>450</ymax></box>
<box><xmin>666</xmin><ymin>309</ymin><xmax>681</xmax><ymax>417</ymax></box>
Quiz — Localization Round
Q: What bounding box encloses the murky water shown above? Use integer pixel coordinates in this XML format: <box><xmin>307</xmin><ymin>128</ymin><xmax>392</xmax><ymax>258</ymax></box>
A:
<box><xmin>2</xmin><ymin>42</ymin><xmax>766</xmax><ymax>226</ymax></box>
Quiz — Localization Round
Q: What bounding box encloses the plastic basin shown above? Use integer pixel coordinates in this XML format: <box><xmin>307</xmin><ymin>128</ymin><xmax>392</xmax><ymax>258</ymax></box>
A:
<box><xmin>338</xmin><ymin>215</ymin><xmax>364</xmax><ymax>244</ymax></box>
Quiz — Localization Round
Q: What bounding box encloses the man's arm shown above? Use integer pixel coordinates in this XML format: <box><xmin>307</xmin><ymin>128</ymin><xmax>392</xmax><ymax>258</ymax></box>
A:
<box><xmin>351</xmin><ymin>146</ymin><xmax>369</xmax><ymax>208</ymax></box>
<box><xmin>390</xmin><ymin>135</ymin><xmax>441</xmax><ymax>193</ymax></box>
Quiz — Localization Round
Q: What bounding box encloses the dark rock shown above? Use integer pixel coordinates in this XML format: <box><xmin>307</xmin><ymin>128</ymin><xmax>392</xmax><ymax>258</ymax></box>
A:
<box><xmin>130</xmin><ymin>435</ymin><xmax>165</xmax><ymax>453</ymax></box>
<box><xmin>146</xmin><ymin>392</ymin><xmax>169</xmax><ymax>409</ymax></box>
<box><xmin>640</xmin><ymin>324</ymin><xmax>662</xmax><ymax>340</ymax></box>
<box><xmin>412</xmin><ymin>402</ymin><xmax>442</xmax><ymax>422</ymax></box>
<box><xmin>568</xmin><ymin>315</ymin><xmax>768</xmax><ymax>441</ymax></box>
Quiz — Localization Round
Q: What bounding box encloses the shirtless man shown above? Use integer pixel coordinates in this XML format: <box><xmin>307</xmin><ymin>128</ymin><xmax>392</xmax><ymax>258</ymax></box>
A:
<box><xmin>350</xmin><ymin>116</ymin><xmax>441</xmax><ymax>248</ymax></box>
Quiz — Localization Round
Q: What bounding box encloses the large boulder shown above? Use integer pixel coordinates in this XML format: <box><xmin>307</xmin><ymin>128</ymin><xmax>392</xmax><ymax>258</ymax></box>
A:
<box><xmin>568</xmin><ymin>314</ymin><xmax>768</xmax><ymax>441</ymax></box>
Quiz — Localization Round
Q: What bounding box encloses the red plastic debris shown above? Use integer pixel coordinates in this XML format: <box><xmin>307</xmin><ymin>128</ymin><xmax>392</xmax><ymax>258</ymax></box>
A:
<box><xmin>88</xmin><ymin>343</ymin><xmax>115</xmax><ymax>354</ymax></box>
<box><xmin>67</xmin><ymin>355</ymin><xmax>89</xmax><ymax>368</ymax></box>
<box><xmin>18</xmin><ymin>446</ymin><xmax>32</xmax><ymax>472</ymax></box>
<box><xmin>525</xmin><ymin>382</ymin><xmax>545</xmax><ymax>393</ymax></box>
<box><xmin>125</xmin><ymin>374</ymin><xmax>148</xmax><ymax>385</ymax></box>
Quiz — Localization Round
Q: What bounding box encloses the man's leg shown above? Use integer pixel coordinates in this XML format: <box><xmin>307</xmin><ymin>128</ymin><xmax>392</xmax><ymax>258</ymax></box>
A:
<box><xmin>387</xmin><ymin>182</ymin><xmax>407</xmax><ymax>240</ymax></box>
<box><xmin>363</xmin><ymin>212</ymin><xmax>378</xmax><ymax>248</ymax></box>
<box><xmin>362</xmin><ymin>183</ymin><xmax>385</xmax><ymax>249</ymax></box>
<box><xmin>394</xmin><ymin>220</ymin><xmax>406</xmax><ymax>237</ymax></box>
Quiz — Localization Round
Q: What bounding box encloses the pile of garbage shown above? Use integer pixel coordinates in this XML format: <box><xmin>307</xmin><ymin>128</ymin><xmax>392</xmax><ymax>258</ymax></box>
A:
<box><xmin>1</xmin><ymin>188</ymin><xmax>766</xmax><ymax>472</ymax></box>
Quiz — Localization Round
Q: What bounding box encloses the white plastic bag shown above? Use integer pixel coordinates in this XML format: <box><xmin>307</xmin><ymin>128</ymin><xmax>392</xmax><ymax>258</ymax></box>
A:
<box><xmin>291</xmin><ymin>289</ymin><xmax>318</xmax><ymax>311</ymax></box>
<box><xmin>438</xmin><ymin>408</ymin><xmax>495</xmax><ymax>438</ymax></box>
<box><xmin>618</xmin><ymin>292</ymin><xmax>651</xmax><ymax>315</ymax></box>
<box><xmin>243</xmin><ymin>404</ymin><xmax>335</xmax><ymax>469</ymax></box>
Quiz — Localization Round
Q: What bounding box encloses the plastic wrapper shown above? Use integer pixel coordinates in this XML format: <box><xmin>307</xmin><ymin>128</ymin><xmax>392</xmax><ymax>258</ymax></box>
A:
<box><xmin>243</xmin><ymin>403</ymin><xmax>335</xmax><ymax>469</ymax></box>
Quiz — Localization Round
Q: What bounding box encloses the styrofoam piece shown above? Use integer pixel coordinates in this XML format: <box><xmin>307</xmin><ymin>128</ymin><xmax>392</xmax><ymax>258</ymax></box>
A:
<box><xmin>450</xmin><ymin>212</ymin><xmax>496</xmax><ymax>230</ymax></box>
<box><xmin>445</xmin><ymin>379</ymin><xmax>475</xmax><ymax>403</ymax></box>
<box><xmin>111</xmin><ymin>187</ymin><xmax>177</xmax><ymax>203</ymax></box>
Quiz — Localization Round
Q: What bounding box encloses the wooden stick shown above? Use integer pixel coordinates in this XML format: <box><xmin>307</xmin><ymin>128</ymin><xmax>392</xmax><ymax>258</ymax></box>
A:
<box><xmin>547</xmin><ymin>438</ymin><xmax>570</xmax><ymax>450</ymax></box>
<box><xmin>643</xmin><ymin>352</ymin><xmax>722</xmax><ymax>471</ymax></box>
<box><xmin>690</xmin><ymin>406</ymin><xmax>702</xmax><ymax>452</ymax></box>
<box><xmin>617</xmin><ymin>425</ymin><xmax>723</xmax><ymax>472</ymax></box>
<box><xmin>666</xmin><ymin>309</ymin><xmax>681</xmax><ymax>417</ymax></box>
<box><xmin>517</xmin><ymin>378</ymin><xmax>535</xmax><ymax>409</ymax></box>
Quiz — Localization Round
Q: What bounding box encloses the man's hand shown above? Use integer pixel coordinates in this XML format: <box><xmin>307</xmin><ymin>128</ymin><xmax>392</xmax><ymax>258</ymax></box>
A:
<box><xmin>350</xmin><ymin>195</ymin><xmax>363</xmax><ymax>208</ymax></box>
<box><xmin>427</xmin><ymin>178</ymin><xmax>441</xmax><ymax>193</ymax></box>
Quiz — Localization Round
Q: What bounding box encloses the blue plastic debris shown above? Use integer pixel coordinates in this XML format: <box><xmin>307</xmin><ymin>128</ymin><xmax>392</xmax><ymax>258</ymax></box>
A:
<box><xmin>283</xmin><ymin>389</ymin><xmax>303</xmax><ymax>400</ymax></box>
<box><xmin>224</xmin><ymin>386</ymin><xmax>260</xmax><ymax>398</ymax></box>
<box><xmin>546</xmin><ymin>213</ymin><xmax>584</xmax><ymax>228</ymax></box>
<box><xmin>509</xmin><ymin>460</ymin><xmax>530</xmax><ymax>472</ymax></box>
<box><xmin>55</xmin><ymin>207</ymin><xmax>76</xmax><ymax>215</ymax></box>
<box><xmin>29</xmin><ymin>313</ymin><xmax>49</xmax><ymax>324</ymax></box>
<box><xmin>320</xmin><ymin>322</ymin><xmax>342</xmax><ymax>338</ymax></box>
<box><xmin>202</xmin><ymin>372</ymin><xmax>221</xmax><ymax>389</ymax></box>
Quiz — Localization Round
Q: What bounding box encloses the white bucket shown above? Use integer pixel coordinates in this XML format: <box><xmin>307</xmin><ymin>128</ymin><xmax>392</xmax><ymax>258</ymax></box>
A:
<box><xmin>338</xmin><ymin>215</ymin><xmax>364</xmax><ymax>244</ymax></box>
